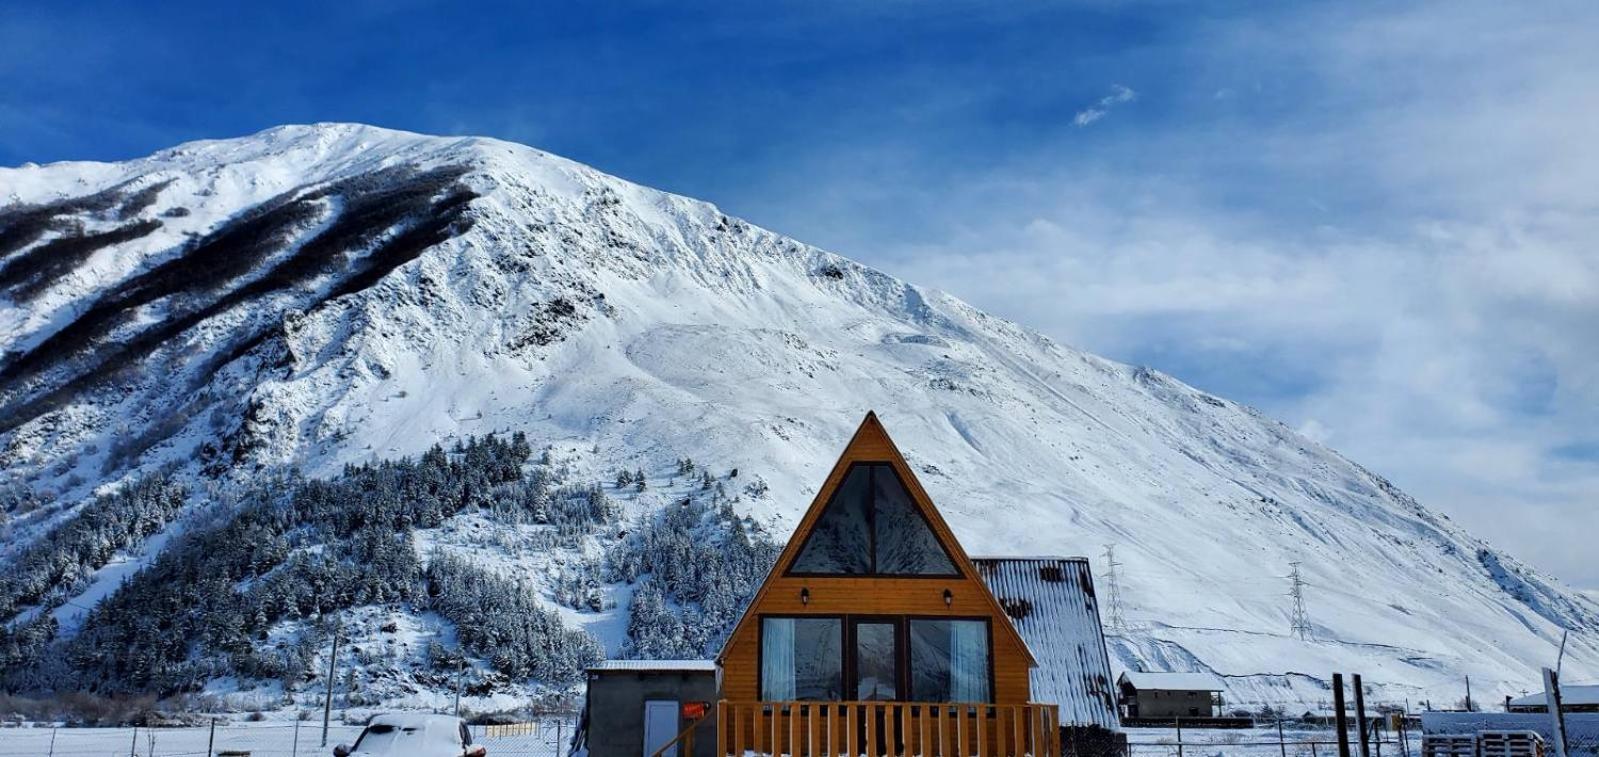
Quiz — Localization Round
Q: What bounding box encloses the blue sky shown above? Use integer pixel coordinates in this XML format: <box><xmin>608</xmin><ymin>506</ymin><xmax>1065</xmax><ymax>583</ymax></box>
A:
<box><xmin>4</xmin><ymin>1</ymin><xmax>1597</xmax><ymax>588</ymax></box>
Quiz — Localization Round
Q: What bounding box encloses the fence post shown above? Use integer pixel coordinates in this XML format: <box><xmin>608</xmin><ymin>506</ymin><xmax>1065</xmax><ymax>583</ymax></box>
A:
<box><xmin>48</xmin><ymin>728</ymin><xmax>57</xmax><ymax>757</ymax></box>
<box><xmin>1332</xmin><ymin>673</ymin><xmax>1351</xmax><ymax>757</ymax></box>
<box><xmin>294</xmin><ymin>717</ymin><xmax>303</xmax><ymax>757</ymax></box>
<box><xmin>1279</xmin><ymin>717</ymin><xmax>1287</xmax><ymax>757</ymax></box>
<box><xmin>1353</xmin><ymin>675</ymin><xmax>1370</xmax><ymax>757</ymax></box>
<box><xmin>130</xmin><ymin>726</ymin><xmax>139</xmax><ymax>757</ymax></box>
<box><xmin>1544</xmin><ymin>667</ymin><xmax>1569</xmax><ymax>757</ymax></box>
<box><xmin>1175</xmin><ymin>717</ymin><xmax>1183</xmax><ymax>757</ymax></box>
<box><xmin>208</xmin><ymin>718</ymin><xmax>217</xmax><ymax>757</ymax></box>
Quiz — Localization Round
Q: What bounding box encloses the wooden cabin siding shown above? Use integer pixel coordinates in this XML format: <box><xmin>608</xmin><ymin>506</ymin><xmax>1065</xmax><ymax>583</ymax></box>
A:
<box><xmin>721</xmin><ymin>574</ymin><xmax>1035</xmax><ymax>703</ymax></box>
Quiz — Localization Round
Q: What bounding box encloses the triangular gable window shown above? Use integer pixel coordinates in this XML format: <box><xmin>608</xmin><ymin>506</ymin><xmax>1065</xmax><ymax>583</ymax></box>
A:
<box><xmin>789</xmin><ymin>463</ymin><xmax>959</xmax><ymax>576</ymax></box>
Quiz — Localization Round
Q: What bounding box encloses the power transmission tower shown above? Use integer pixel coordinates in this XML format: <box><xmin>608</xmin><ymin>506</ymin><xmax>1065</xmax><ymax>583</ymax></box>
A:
<box><xmin>1288</xmin><ymin>561</ymin><xmax>1313</xmax><ymax>640</ymax></box>
<box><xmin>1102</xmin><ymin>544</ymin><xmax>1128</xmax><ymax>634</ymax></box>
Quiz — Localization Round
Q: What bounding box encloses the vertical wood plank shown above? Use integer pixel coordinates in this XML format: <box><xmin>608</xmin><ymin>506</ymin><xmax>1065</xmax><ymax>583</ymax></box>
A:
<box><xmin>975</xmin><ymin>705</ymin><xmax>988</xmax><ymax>757</ymax></box>
<box><xmin>847</xmin><ymin>704</ymin><xmax>858</xmax><ymax>757</ymax></box>
<box><xmin>738</xmin><ymin>704</ymin><xmax>749</xmax><ymax>757</ymax></box>
<box><xmin>997</xmin><ymin>706</ymin><xmax>1008</xmax><ymax>757</ymax></box>
<box><xmin>1012</xmin><ymin>706</ymin><xmax>1024</xmax><ymax>757</ymax></box>
<box><xmin>811</xmin><ymin>704</ymin><xmax>821</xmax><ymax>757</ymax></box>
<box><xmin>919</xmin><ymin>706</ymin><xmax>930</xmax><ymax>757</ymax></box>
<box><xmin>831</xmin><ymin>700</ymin><xmax>844</xmax><ymax>755</ymax></box>
<box><xmin>938</xmin><ymin>706</ymin><xmax>949</xmax><ymax>757</ymax></box>
<box><xmin>1033</xmin><ymin>706</ymin><xmax>1043</xmax><ymax>757</ymax></box>
<box><xmin>770</xmin><ymin>704</ymin><xmax>779</xmax><ymax>757</ymax></box>
<box><xmin>866</xmin><ymin>704</ymin><xmax>877</xmax><ymax>757</ymax></box>
<box><xmin>1051</xmin><ymin>707</ymin><xmax>1061</xmax><ymax>757</ymax></box>
<box><xmin>717</xmin><ymin>702</ymin><xmax>727</xmax><ymax>757</ymax></box>
<box><xmin>956</xmin><ymin>707</ymin><xmax>966</xmax><ymax>757</ymax></box>
<box><xmin>901</xmin><ymin>704</ymin><xmax>912</xmax><ymax>757</ymax></box>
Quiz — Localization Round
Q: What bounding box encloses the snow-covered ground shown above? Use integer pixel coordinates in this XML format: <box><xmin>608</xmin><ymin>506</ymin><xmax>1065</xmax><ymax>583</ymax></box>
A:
<box><xmin>0</xmin><ymin>720</ymin><xmax>574</xmax><ymax>757</ymax></box>
<box><xmin>3</xmin><ymin>123</ymin><xmax>1597</xmax><ymax>710</ymax></box>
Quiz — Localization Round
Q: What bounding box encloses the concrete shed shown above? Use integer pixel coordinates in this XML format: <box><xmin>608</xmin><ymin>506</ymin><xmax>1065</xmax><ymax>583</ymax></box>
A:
<box><xmin>573</xmin><ymin>660</ymin><xmax>718</xmax><ymax>757</ymax></box>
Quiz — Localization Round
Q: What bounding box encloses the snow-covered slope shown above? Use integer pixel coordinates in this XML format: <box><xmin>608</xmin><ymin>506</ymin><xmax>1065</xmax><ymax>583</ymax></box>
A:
<box><xmin>2</xmin><ymin>123</ymin><xmax>1595</xmax><ymax>709</ymax></box>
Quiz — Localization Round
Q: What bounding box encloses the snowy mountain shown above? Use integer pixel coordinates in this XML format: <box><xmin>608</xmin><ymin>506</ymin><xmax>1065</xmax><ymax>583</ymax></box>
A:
<box><xmin>2</xmin><ymin>123</ymin><xmax>1595</xmax><ymax>711</ymax></box>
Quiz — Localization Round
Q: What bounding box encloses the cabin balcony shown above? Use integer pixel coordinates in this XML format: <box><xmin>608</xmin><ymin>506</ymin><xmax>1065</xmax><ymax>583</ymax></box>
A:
<box><xmin>713</xmin><ymin>700</ymin><xmax>1061</xmax><ymax>757</ymax></box>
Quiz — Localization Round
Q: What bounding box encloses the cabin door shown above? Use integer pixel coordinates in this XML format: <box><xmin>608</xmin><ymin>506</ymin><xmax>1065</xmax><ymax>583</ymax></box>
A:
<box><xmin>851</xmin><ymin>618</ymin><xmax>900</xmax><ymax>700</ymax></box>
<box><xmin>643</xmin><ymin>700</ymin><xmax>679</xmax><ymax>757</ymax></box>
<box><xmin>851</xmin><ymin>618</ymin><xmax>902</xmax><ymax>756</ymax></box>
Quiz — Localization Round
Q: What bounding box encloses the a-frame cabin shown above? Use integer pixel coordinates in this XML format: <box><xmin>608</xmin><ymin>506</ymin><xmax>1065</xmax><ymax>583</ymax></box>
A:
<box><xmin>712</xmin><ymin>412</ymin><xmax>1060</xmax><ymax>756</ymax></box>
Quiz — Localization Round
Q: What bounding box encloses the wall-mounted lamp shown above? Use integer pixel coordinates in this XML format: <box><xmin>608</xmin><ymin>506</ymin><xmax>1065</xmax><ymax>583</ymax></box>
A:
<box><xmin>943</xmin><ymin>588</ymin><xmax>954</xmax><ymax>607</ymax></box>
<box><xmin>801</xmin><ymin>587</ymin><xmax>810</xmax><ymax>605</ymax></box>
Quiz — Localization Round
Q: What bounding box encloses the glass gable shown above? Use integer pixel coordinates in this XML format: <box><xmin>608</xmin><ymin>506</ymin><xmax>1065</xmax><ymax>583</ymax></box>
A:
<box><xmin>789</xmin><ymin>465</ymin><xmax>872</xmax><ymax>574</ymax></box>
<box><xmin>789</xmin><ymin>463</ymin><xmax>958</xmax><ymax>577</ymax></box>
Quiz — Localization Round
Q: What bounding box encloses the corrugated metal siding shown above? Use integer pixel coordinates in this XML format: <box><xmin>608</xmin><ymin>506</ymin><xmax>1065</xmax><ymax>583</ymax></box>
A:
<box><xmin>589</xmin><ymin>659</ymin><xmax>718</xmax><ymax>672</ymax></box>
<box><xmin>975</xmin><ymin>557</ymin><xmax>1121</xmax><ymax>729</ymax></box>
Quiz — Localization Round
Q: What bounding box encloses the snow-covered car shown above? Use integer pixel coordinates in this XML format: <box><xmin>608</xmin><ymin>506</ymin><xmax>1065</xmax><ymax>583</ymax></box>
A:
<box><xmin>334</xmin><ymin>713</ymin><xmax>486</xmax><ymax>757</ymax></box>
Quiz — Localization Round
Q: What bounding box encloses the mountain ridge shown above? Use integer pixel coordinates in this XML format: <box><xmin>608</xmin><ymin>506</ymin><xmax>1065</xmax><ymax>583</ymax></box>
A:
<box><xmin>2</xmin><ymin>123</ymin><xmax>1595</xmax><ymax>710</ymax></box>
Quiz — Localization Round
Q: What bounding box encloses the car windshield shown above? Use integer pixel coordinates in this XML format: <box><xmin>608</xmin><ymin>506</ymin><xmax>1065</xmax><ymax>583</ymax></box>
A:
<box><xmin>351</xmin><ymin>721</ymin><xmax>463</xmax><ymax>756</ymax></box>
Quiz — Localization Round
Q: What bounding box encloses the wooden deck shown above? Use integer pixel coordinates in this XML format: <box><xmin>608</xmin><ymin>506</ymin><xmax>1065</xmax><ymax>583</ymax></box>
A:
<box><xmin>714</xmin><ymin>700</ymin><xmax>1060</xmax><ymax>756</ymax></box>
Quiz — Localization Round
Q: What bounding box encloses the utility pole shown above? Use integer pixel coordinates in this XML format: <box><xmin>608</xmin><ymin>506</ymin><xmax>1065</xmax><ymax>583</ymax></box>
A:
<box><xmin>1289</xmin><ymin>562</ymin><xmax>1312</xmax><ymax>641</ymax></box>
<box><xmin>321</xmin><ymin>620</ymin><xmax>342</xmax><ymax>748</ymax></box>
<box><xmin>1102</xmin><ymin>544</ymin><xmax>1128</xmax><ymax>634</ymax></box>
<box><xmin>453</xmin><ymin>657</ymin><xmax>466</xmax><ymax>717</ymax></box>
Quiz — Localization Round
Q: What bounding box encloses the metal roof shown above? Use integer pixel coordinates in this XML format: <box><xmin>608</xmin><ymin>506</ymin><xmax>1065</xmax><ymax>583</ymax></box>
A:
<box><xmin>973</xmin><ymin>557</ymin><xmax>1120</xmax><ymax>729</ymax></box>
<box><xmin>588</xmin><ymin>659</ymin><xmax>717</xmax><ymax>673</ymax></box>
<box><xmin>1508</xmin><ymin>684</ymin><xmax>1599</xmax><ymax>708</ymax></box>
<box><xmin>1117</xmin><ymin>671</ymin><xmax>1227</xmax><ymax>692</ymax></box>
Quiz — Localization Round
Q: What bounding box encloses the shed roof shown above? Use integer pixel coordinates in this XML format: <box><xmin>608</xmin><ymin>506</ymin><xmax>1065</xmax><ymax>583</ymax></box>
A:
<box><xmin>1508</xmin><ymin>684</ymin><xmax>1599</xmax><ymax>708</ymax></box>
<box><xmin>589</xmin><ymin>659</ymin><xmax>717</xmax><ymax>673</ymax></box>
<box><xmin>1118</xmin><ymin>671</ymin><xmax>1226</xmax><ymax>691</ymax></box>
<box><xmin>973</xmin><ymin>557</ymin><xmax>1119</xmax><ymax>729</ymax></box>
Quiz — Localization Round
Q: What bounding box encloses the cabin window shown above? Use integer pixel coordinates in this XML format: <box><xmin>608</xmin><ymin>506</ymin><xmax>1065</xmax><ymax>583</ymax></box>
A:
<box><xmin>909</xmin><ymin>619</ymin><xmax>991</xmax><ymax>702</ymax></box>
<box><xmin>789</xmin><ymin>463</ymin><xmax>959</xmax><ymax>577</ymax></box>
<box><xmin>761</xmin><ymin>617</ymin><xmax>843</xmax><ymax>700</ymax></box>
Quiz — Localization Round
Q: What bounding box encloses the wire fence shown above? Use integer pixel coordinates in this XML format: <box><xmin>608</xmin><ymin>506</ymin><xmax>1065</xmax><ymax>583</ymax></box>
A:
<box><xmin>1123</xmin><ymin>726</ymin><xmax>1421</xmax><ymax>757</ymax></box>
<box><xmin>0</xmin><ymin>718</ymin><xmax>578</xmax><ymax>757</ymax></box>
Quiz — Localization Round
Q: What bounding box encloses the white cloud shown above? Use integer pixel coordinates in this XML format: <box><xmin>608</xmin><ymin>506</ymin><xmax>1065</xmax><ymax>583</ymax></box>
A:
<box><xmin>741</xmin><ymin>0</ymin><xmax>1599</xmax><ymax>588</ymax></box>
<box><xmin>1073</xmin><ymin>84</ymin><xmax>1136</xmax><ymax>127</ymax></box>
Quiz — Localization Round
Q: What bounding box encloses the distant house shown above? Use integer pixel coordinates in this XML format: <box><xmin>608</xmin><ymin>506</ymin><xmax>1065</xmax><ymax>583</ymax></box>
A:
<box><xmin>1117</xmin><ymin>671</ymin><xmax>1227</xmax><ymax>720</ymax></box>
<box><xmin>1506</xmin><ymin>684</ymin><xmax>1599</xmax><ymax>713</ymax></box>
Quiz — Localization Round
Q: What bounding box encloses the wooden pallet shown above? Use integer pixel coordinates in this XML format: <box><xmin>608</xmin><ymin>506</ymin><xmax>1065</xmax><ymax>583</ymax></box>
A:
<box><xmin>1478</xmin><ymin>730</ymin><xmax>1544</xmax><ymax>757</ymax></box>
<box><xmin>1422</xmin><ymin>733</ymin><xmax>1479</xmax><ymax>757</ymax></box>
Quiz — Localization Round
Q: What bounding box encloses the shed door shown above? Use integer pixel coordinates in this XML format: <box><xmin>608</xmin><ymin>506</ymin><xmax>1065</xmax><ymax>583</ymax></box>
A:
<box><xmin>644</xmin><ymin>699</ymin><xmax>679</xmax><ymax>757</ymax></box>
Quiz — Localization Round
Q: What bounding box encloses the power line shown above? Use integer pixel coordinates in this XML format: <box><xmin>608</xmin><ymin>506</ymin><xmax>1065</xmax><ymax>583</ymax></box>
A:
<box><xmin>1102</xmin><ymin>544</ymin><xmax>1128</xmax><ymax>635</ymax></box>
<box><xmin>1288</xmin><ymin>561</ymin><xmax>1312</xmax><ymax>641</ymax></box>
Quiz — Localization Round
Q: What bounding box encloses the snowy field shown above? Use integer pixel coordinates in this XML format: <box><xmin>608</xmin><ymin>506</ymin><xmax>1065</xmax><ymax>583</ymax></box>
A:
<box><xmin>0</xmin><ymin>720</ymin><xmax>575</xmax><ymax>757</ymax></box>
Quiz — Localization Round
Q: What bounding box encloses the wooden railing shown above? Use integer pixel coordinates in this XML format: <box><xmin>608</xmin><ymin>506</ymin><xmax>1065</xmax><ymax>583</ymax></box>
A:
<box><xmin>714</xmin><ymin>700</ymin><xmax>1060</xmax><ymax>756</ymax></box>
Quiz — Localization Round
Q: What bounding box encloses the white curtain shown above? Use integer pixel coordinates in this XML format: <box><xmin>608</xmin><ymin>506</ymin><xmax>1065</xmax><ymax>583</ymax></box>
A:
<box><xmin>761</xmin><ymin>618</ymin><xmax>797</xmax><ymax>700</ymax></box>
<box><xmin>949</xmin><ymin>620</ymin><xmax>989</xmax><ymax>702</ymax></box>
